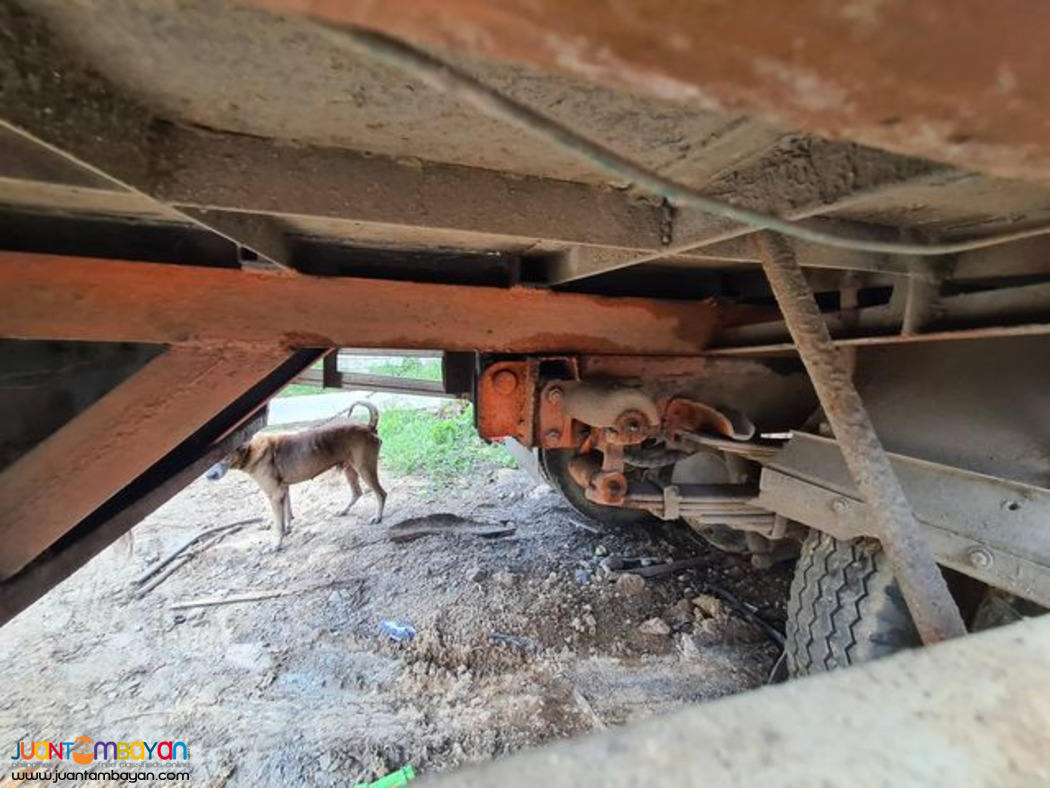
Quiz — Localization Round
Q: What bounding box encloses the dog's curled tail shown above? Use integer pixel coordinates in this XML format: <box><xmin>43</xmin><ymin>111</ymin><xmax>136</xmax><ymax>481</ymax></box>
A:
<box><xmin>347</xmin><ymin>400</ymin><xmax>380</xmax><ymax>431</ymax></box>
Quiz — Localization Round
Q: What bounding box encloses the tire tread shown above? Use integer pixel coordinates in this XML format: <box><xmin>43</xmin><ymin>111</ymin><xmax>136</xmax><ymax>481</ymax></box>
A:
<box><xmin>786</xmin><ymin>531</ymin><xmax>920</xmax><ymax>676</ymax></box>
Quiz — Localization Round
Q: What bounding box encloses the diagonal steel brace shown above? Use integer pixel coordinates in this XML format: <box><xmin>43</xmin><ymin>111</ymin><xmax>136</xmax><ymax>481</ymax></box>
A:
<box><xmin>753</xmin><ymin>232</ymin><xmax>966</xmax><ymax>645</ymax></box>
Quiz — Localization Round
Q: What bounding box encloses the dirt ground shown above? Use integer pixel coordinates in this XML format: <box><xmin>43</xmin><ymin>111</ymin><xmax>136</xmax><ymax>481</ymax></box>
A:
<box><xmin>1</xmin><ymin>460</ymin><xmax>790</xmax><ymax>786</ymax></box>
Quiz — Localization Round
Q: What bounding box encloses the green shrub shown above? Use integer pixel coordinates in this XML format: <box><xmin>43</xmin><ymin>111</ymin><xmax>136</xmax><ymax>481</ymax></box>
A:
<box><xmin>370</xmin><ymin>356</ymin><xmax>443</xmax><ymax>381</ymax></box>
<box><xmin>377</xmin><ymin>402</ymin><xmax>515</xmax><ymax>482</ymax></box>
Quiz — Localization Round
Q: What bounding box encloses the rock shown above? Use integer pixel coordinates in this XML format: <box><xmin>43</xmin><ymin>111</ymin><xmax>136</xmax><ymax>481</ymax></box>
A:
<box><xmin>692</xmin><ymin>617</ymin><xmax>724</xmax><ymax>646</ymax></box>
<box><xmin>582</xmin><ymin>612</ymin><xmax>597</xmax><ymax>634</ymax></box>
<box><xmin>666</xmin><ymin>599</ymin><xmax>694</xmax><ymax>629</ymax></box>
<box><xmin>615</xmin><ymin>573</ymin><xmax>647</xmax><ymax>595</ymax></box>
<box><xmin>638</xmin><ymin>617</ymin><xmax>671</xmax><ymax>637</ymax></box>
<box><xmin>677</xmin><ymin>633</ymin><xmax>703</xmax><ymax>660</ymax></box>
<box><xmin>467</xmin><ymin>566</ymin><xmax>487</xmax><ymax>583</ymax></box>
<box><xmin>723</xmin><ymin>617</ymin><xmax>767</xmax><ymax>645</ymax></box>
<box><xmin>495</xmin><ymin>468</ymin><xmax>519</xmax><ymax>484</ymax></box>
<box><xmin>692</xmin><ymin>593</ymin><xmax>725</xmax><ymax>619</ymax></box>
<box><xmin>493</xmin><ymin>570</ymin><xmax>516</xmax><ymax>587</ymax></box>
<box><xmin>594</xmin><ymin>544</ymin><xmax>609</xmax><ymax>557</ymax></box>
<box><xmin>574</xmin><ymin>569</ymin><xmax>592</xmax><ymax>586</ymax></box>
<box><xmin>527</xmin><ymin>483</ymin><xmax>552</xmax><ymax>499</ymax></box>
<box><xmin>225</xmin><ymin>642</ymin><xmax>274</xmax><ymax>673</ymax></box>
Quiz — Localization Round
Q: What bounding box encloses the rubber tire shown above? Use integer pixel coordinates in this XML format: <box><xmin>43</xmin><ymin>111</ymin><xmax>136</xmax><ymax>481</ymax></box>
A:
<box><xmin>539</xmin><ymin>448</ymin><xmax>656</xmax><ymax>528</ymax></box>
<box><xmin>786</xmin><ymin>530</ymin><xmax>920</xmax><ymax>676</ymax></box>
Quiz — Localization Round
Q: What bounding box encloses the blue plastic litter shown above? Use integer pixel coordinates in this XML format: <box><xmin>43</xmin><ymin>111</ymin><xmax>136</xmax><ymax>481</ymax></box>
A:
<box><xmin>379</xmin><ymin>620</ymin><xmax>417</xmax><ymax>642</ymax></box>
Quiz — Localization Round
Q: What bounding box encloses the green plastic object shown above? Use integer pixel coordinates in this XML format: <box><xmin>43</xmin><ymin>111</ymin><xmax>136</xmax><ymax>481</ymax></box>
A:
<box><xmin>353</xmin><ymin>765</ymin><xmax>416</xmax><ymax>788</ymax></box>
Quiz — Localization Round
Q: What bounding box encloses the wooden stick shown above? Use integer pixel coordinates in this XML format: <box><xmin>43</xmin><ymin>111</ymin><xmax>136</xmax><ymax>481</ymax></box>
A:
<box><xmin>171</xmin><ymin>578</ymin><xmax>355</xmax><ymax>610</ymax></box>
<box><xmin>171</xmin><ymin>589</ymin><xmax>287</xmax><ymax>609</ymax></box>
<box><xmin>133</xmin><ymin>517</ymin><xmax>262</xmax><ymax>586</ymax></box>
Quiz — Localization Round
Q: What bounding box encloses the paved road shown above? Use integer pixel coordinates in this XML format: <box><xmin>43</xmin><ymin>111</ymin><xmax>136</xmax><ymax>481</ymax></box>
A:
<box><xmin>267</xmin><ymin>390</ymin><xmax>443</xmax><ymax>426</ymax></box>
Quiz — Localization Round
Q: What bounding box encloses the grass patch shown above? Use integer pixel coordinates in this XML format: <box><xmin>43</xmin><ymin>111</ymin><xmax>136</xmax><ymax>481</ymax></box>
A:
<box><xmin>278</xmin><ymin>383</ymin><xmax>342</xmax><ymax>398</ymax></box>
<box><xmin>370</xmin><ymin>356</ymin><xmax>443</xmax><ymax>381</ymax></box>
<box><xmin>378</xmin><ymin>401</ymin><xmax>515</xmax><ymax>482</ymax></box>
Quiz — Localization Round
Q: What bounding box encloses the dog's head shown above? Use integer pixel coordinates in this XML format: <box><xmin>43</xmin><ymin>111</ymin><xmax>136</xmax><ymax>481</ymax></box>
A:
<box><xmin>204</xmin><ymin>442</ymin><xmax>253</xmax><ymax>481</ymax></box>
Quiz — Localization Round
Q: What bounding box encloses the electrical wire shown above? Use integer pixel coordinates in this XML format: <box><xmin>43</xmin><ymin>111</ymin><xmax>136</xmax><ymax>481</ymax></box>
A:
<box><xmin>318</xmin><ymin>25</ymin><xmax>1050</xmax><ymax>257</ymax></box>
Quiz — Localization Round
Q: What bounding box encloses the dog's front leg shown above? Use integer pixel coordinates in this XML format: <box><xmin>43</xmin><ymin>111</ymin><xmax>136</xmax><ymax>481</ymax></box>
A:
<box><xmin>267</xmin><ymin>487</ymin><xmax>289</xmax><ymax>551</ymax></box>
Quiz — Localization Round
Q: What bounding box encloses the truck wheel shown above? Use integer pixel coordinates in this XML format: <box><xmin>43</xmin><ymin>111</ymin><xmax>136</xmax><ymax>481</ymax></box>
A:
<box><xmin>539</xmin><ymin>448</ymin><xmax>655</xmax><ymax>528</ymax></box>
<box><xmin>786</xmin><ymin>530</ymin><xmax>920</xmax><ymax>676</ymax></box>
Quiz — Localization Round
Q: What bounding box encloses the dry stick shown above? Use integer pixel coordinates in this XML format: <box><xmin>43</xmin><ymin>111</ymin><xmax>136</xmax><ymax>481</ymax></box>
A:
<box><xmin>135</xmin><ymin>554</ymin><xmax>194</xmax><ymax>598</ymax></box>
<box><xmin>566</xmin><ymin>516</ymin><xmax>604</xmax><ymax>535</ymax></box>
<box><xmin>135</xmin><ymin>527</ymin><xmax>246</xmax><ymax>598</ymax></box>
<box><xmin>133</xmin><ymin>518</ymin><xmax>263</xmax><ymax>586</ymax></box>
<box><xmin>171</xmin><ymin>578</ymin><xmax>356</xmax><ymax>610</ymax></box>
<box><xmin>753</xmin><ymin>232</ymin><xmax>965</xmax><ymax>644</ymax></box>
<box><xmin>172</xmin><ymin>589</ymin><xmax>288</xmax><ymax>610</ymax></box>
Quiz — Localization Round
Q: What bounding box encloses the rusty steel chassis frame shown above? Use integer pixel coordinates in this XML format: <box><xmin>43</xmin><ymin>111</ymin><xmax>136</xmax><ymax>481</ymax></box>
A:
<box><xmin>7</xmin><ymin>245</ymin><xmax>1044</xmax><ymax>631</ymax></box>
<box><xmin>4</xmin><ymin>1</ymin><xmax>1050</xmax><ymax>640</ymax></box>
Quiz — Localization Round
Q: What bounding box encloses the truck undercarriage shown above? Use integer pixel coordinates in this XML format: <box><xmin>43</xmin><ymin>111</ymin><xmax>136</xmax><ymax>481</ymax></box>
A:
<box><xmin>2</xmin><ymin>0</ymin><xmax>1048</xmax><ymax>696</ymax></box>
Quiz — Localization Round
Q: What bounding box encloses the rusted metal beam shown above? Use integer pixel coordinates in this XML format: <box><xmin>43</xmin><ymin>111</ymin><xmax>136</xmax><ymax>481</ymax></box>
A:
<box><xmin>0</xmin><ymin>252</ymin><xmax>728</xmax><ymax>355</ymax></box>
<box><xmin>753</xmin><ymin>231</ymin><xmax>965</xmax><ymax>645</ymax></box>
<box><xmin>0</xmin><ymin>345</ymin><xmax>291</xmax><ymax>579</ymax></box>
<box><xmin>256</xmin><ymin>0</ymin><xmax>1050</xmax><ymax>184</ymax></box>
<box><xmin>152</xmin><ymin>126</ymin><xmax>667</xmax><ymax>253</ymax></box>
<box><xmin>543</xmin><ymin>163</ymin><xmax>950</xmax><ymax>285</ymax></box>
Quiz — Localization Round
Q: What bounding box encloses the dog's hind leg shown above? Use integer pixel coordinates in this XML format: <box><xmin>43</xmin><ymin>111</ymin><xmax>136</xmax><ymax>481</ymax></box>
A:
<box><xmin>337</xmin><ymin>464</ymin><xmax>363</xmax><ymax>516</ymax></box>
<box><xmin>358</xmin><ymin>453</ymin><xmax>387</xmax><ymax>524</ymax></box>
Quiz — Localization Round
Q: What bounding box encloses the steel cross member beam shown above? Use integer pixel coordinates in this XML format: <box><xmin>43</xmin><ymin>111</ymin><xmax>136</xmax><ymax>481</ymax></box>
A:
<box><xmin>0</xmin><ymin>252</ymin><xmax>731</xmax><ymax>355</ymax></box>
<box><xmin>753</xmin><ymin>232</ymin><xmax>966</xmax><ymax>644</ymax></box>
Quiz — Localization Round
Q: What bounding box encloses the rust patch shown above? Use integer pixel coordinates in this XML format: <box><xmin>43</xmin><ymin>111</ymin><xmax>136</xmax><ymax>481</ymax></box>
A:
<box><xmin>282</xmin><ymin>331</ymin><xmax>337</xmax><ymax>349</ymax></box>
<box><xmin>254</xmin><ymin>0</ymin><xmax>1050</xmax><ymax>183</ymax></box>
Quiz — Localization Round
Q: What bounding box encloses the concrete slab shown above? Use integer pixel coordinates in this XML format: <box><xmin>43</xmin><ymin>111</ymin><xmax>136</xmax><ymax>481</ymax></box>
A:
<box><xmin>267</xmin><ymin>390</ymin><xmax>443</xmax><ymax>427</ymax></box>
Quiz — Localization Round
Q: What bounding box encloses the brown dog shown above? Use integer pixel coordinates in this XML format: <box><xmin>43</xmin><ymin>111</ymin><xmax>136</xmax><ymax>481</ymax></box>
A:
<box><xmin>206</xmin><ymin>401</ymin><xmax>386</xmax><ymax>550</ymax></box>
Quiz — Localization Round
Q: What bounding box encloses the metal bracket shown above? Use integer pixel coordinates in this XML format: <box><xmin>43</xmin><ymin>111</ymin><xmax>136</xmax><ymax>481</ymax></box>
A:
<box><xmin>662</xmin><ymin>484</ymin><xmax>682</xmax><ymax>520</ymax></box>
<box><xmin>758</xmin><ymin>432</ymin><xmax>1050</xmax><ymax>606</ymax></box>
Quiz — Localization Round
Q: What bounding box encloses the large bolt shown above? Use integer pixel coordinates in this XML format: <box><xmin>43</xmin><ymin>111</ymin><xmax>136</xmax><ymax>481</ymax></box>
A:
<box><xmin>830</xmin><ymin>497</ymin><xmax>849</xmax><ymax>514</ymax></box>
<box><xmin>545</xmin><ymin>429</ymin><xmax>561</xmax><ymax>445</ymax></box>
<box><xmin>967</xmin><ymin>546</ymin><xmax>994</xmax><ymax>569</ymax></box>
<box><xmin>546</xmin><ymin>386</ymin><xmax>564</xmax><ymax>404</ymax></box>
<box><xmin>492</xmin><ymin>369</ymin><xmax>518</xmax><ymax>395</ymax></box>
